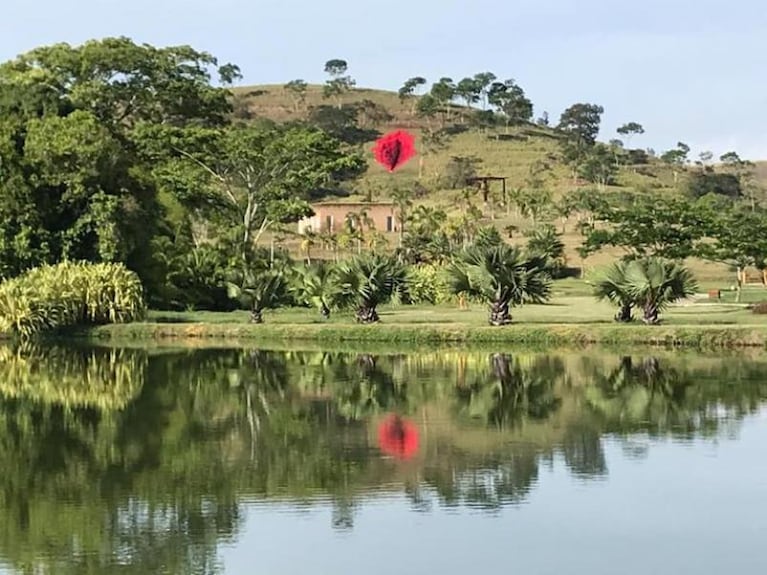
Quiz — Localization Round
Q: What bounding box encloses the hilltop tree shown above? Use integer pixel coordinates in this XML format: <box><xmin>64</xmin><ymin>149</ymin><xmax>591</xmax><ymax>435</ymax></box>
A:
<box><xmin>472</xmin><ymin>72</ymin><xmax>497</xmax><ymax>109</ymax></box>
<box><xmin>616</xmin><ymin>122</ymin><xmax>644</xmax><ymax>146</ymax></box>
<box><xmin>660</xmin><ymin>142</ymin><xmax>690</xmax><ymax>166</ymax></box>
<box><xmin>323</xmin><ymin>59</ymin><xmax>355</xmax><ymax>108</ymax></box>
<box><xmin>429</xmin><ymin>77</ymin><xmax>456</xmax><ymax>122</ymax></box>
<box><xmin>398</xmin><ymin>76</ymin><xmax>427</xmax><ymax>114</ymax></box>
<box><xmin>660</xmin><ymin>142</ymin><xmax>690</xmax><ymax>183</ymax></box>
<box><xmin>455</xmin><ymin>77</ymin><xmax>480</xmax><ymax>111</ymax></box>
<box><xmin>557</xmin><ymin>103</ymin><xmax>604</xmax><ymax>174</ymax></box>
<box><xmin>284</xmin><ymin>79</ymin><xmax>308</xmax><ymax>113</ymax></box>
<box><xmin>488</xmin><ymin>79</ymin><xmax>534</xmax><ymax>133</ymax></box>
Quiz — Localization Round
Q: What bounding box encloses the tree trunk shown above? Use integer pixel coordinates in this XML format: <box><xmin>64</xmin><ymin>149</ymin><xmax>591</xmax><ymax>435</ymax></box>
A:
<box><xmin>488</xmin><ymin>300</ymin><xmax>512</xmax><ymax>326</ymax></box>
<box><xmin>355</xmin><ymin>305</ymin><xmax>380</xmax><ymax>324</ymax></box>
<box><xmin>614</xmin><ymin>303</ymin><xmax>633</xmax><ymax>323</ymax></box>
<box><xmin>642</xmin><ymin>303</ymin><xmax>660</xmax><ymax>325</ymax></box>
<box><xmin>250</xmin><ymin>308</ymin><xmax>264</xmax><ymax>324</ymax></box>
<box><xmin>736</xmin><ymin>266</ymin><xmax>743</xmax><ymax>303</ymax></box>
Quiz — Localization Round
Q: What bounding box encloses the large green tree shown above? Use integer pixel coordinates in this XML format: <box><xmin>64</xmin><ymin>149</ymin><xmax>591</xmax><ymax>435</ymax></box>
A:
<box><xmin>143</xmin><ymin>123</ymin><xmax>366</xmax><ymax>264</ymax></box>
<box><xmin>0</xmin><ymin>37</ymin><xmax>239</xmax><ymax>286</ymax></box>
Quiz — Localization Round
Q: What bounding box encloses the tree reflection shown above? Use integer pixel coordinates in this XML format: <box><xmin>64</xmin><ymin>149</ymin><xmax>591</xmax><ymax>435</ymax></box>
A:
<box><xmin>452</xmin><ymin>353</ymin><xmax>563</xmax><ymax>428</ymax></box>
<box><xmin>0</xmin><ymin>344</ymin><xmax>767</xmax><ymax>572</ymax></box>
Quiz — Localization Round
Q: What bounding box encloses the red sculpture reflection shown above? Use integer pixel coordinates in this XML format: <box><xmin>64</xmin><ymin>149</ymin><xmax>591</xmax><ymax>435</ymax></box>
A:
<box><xmin>377</xmin><ymin>414</ymin><xmax>419</xmax><ymax>460</ymax></box>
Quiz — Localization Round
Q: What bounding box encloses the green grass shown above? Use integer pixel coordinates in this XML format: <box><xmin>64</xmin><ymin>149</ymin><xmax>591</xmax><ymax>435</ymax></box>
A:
<box><xmin>73</xmin><ymin>290</ymin><xmax>767</xmax><ymax>348</ymax></box>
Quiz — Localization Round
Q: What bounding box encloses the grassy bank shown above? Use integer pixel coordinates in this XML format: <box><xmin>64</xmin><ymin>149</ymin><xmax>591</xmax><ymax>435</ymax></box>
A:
<box><xmin>81</xmin><ymin>320</ymin><xmax>767</xmax><ymax>348</ymax></box>
<box><xmin>66</xmin><ymin>294</ymin><xmax>767</xmax><ymax>349</ymax></box>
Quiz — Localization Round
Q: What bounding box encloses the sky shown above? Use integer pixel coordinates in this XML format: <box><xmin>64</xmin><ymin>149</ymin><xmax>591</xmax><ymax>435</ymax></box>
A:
<box><xmin>2</xmin><ymin>0</ymin><xmax>765</xmax><ymax>159</ymax></box>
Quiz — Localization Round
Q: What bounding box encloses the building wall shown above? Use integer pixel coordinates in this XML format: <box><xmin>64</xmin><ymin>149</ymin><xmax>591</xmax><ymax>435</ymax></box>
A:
<box><xmin>297</xmin><ymin>204</ymin><xmax>399</xmax><ymax>234</ymax></box>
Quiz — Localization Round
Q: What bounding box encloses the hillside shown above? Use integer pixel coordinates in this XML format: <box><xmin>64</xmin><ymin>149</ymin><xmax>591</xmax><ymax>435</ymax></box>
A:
<box><xmin>234</xmin><ymin>84</ymin><xmax>680</xmax><ymax>196</ymax></box>
<box><xmin>234</xmin><ymin>84</ymin><xmax>761</xmax><ymax>284</ymax></box>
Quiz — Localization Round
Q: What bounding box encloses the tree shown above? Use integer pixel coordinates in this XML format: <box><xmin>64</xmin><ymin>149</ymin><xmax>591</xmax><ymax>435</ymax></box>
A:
<box><xmin>290</xmin><ymin>261</ymin><xmax>340</xmax><ymax>318</ymax></box>
<box><xmin>557</xmin><ymin>103</ymin><xmax>604</xmax><ymax>174</ymax></box>
<box><xmin>323</xmin><ymin>59</ymin><xmax>355</xmax><ymax>108</ymax></box>
<box><xmin>578</xmin><ymin>194</ymin><xmax>711</xmax><ymax>261</ymax></box>
<box><xmin>591</xmin><ymin>258</ymin><xmax>697</xmax><ymax>324</ymax></box>
<box><xmin>0</xmin><ymin>37</ymin><xmax>239</xmax><ymax>288</ymax></box>
<box><xmin>398</xmin><ymin>76</ymin><xmax>427</xmax><ymax>114</ymax></box>
<box><xmin>442</xmin><ymin>155</ymin><xmax>482</xmax><ymax>190</ymax></box>
<box><xmin>590</xmin><ymin>260</ymin><xmax>635</xmax><ymax>322</ymax></box>
<box><xmin>578</xmin><ymin>143</ymin><xmax>619</xmax><ymax>188</ymax></box>
<box><xmin>334</xmin><ymin>253</ymin><xmax>409</xmax><ymax>323</ymax></box>
<box><xmin>446</xmin><ymin>244</ymin><xmax>552</xmax><ymax>326</ymax></box>
<box><xmin>488</xmin><ymin>80</ymin><xmax>533</xmax><ymax>133</ymax></box>
<box><xmin>616</xmin><ymin>122</ymin><xmax>644</xmax><ymax>146</ymax></box>
<box><xmin>696</xmin><ymin>204</ymin><xmax>767</xmax><ymax>301</ymax></box>
<box><xmin>455</xmin><ymin>77</ymin><xmax>480</xmax><ymax>109</ymax></box>
<box><xmin>686</xmin><ymin>169</ymin><xmax>742</xmax><ymax>199</ymax></box>
<box><xmin>558</xmin><ymin>103</ymin><xmax>604</xmax><ymax>147</ymax></box>
<box><xmin>660</xmin><ymin>142</ymin><xmax>690</xmax><ymax>182</ymax></box>
<box><xmin>226</xmin><ymin>267</ymin><xmax>288</xmax><ymax>323</ymax></box>
<box><xmin>623</xmin><ymin>258</ymin><xmax>698</xmax><ymax>324</ymax></box>
<box><xmin>525</xmin><ymin>224</ymin><xmax>566</xmax><ymax>278</ymax></box>
<box><xmin>472</xmin><ymin>72</ymin><xmax>497</xmax><ymax>110</ymax></box>
<box><xmin>307</xmin><ymin>104</ymin><xmax>378</xmax><ymax>144</ymax></box>
<box><xmin>156</xmin><ymin>124</ymin><xmax>365</xmax><ymax>263</ymax></box>
<box><xmin>719</xmin><ymin>151</ymin><xmax>759</xmax><ymax>207</ymax></box>
<box><xmin>284</xmin><ymin>79</ymin><xmax>308</xmax><ymax>113</ymax></box>
<box><xmin>429</xmin><ymin>77</ymin><xmax>456</xmax><ymax>122</ymax></box>
<box><xmin>390</xmin><ymin>186</ymin><xmax>414</xmax><ymax>246</ymax></box>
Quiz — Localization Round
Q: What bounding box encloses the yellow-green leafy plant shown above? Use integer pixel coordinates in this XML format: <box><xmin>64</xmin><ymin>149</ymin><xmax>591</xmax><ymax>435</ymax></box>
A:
<box><xmin>0</xmin><ymin>261</ymin><xmax>146</xmax><ymax>338</ymax></box>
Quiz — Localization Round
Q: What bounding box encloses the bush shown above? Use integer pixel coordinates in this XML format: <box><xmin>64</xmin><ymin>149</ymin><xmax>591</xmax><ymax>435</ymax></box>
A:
<box><xmin>750</xmin><ymin>302</ymin><xmax>767</xmax><ymax>315</ymax></box>
<box><xmin>407</xmin><ymin>264</ymin><xmax>453</xmax><ymax>305</ymax></box>
<box><xmin>0</xmin><ymin>261</ymin><xmax>146</xmax><ymax>338</ymax></box>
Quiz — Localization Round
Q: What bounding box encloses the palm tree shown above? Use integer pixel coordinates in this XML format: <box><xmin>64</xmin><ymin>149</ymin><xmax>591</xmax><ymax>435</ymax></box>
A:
<box><xmin>446</xmin><ymin>244</ymin><xmax>552</xmax><ymax>326</ymax></box>
<box><xmin>624</xmin><ymin>257</ymin><xmax>698</xmax><ymax>324</ymax></box>
<box><xmin>591</xmin><ymin>258</ymin><xmax>698</xmax><ymax>325</ymax></box>
<box><xmin>334</xmin><ymin>253</ymin><xmax>409</xmax><ymax>323</ymax></box>
<box><xmin>290</xmin><ymin>261</ymin><xmax>340</xmax><ymax>319</ymax></box>
<box><xmin>591</xmin><ymin>260</ymin><xmax>634</xmax><ymax>322</ymax></box>
<box><xmin>226</xmin><ymin>268</ymin><xmax>287</xmax><ymax>323</ymax></box>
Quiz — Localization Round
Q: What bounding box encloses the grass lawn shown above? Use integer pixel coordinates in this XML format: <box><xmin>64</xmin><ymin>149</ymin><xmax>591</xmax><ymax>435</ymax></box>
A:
<box><xmin>74</xmin><ymin>280</ymin><xmax>767</xmax><ymax>348</ymax></box>
<box><xmin>146</xmin><ymin>297</ymin><xmax>767</xmax><ymax>328</ymax></box>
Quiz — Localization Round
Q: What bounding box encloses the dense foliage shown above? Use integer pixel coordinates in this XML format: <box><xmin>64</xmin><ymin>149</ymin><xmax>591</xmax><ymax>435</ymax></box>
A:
<box><xmin>0</xmin><ymin>262</ymin><xmax>146</xmax><ymax>337</ymax></box>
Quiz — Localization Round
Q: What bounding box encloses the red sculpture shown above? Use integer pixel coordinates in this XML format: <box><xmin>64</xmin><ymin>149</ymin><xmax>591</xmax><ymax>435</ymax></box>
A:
<box><xmin>372</xmin><ymin>130</ymin><xmax>416</xmax><ymax>172</ymax></box>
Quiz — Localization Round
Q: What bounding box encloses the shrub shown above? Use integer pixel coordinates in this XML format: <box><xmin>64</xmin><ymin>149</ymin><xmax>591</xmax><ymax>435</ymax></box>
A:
<box><xmin>750</xmin><ymin>302</ymin><xmax>767</xmax><ymax>315</ymax></box>
<box><xmin>0</xmin><ymin>261</ymin><xmax>146</xmax><ymax>338</ymax></box>
<box><xmin>406</xmin><ymin>264</ymin><xmax>452</xmax><ymax>305</ymax></box>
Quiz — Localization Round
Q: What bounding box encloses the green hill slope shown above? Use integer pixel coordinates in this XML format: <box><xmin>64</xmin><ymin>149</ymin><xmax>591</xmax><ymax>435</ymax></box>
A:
<box><xmin>234</xmin><ymin>84</ymin><xmax>760</xmax><ymax>284</ymax></box>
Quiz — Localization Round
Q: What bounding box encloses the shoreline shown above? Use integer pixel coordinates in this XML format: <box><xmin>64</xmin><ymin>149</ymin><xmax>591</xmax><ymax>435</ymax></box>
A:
<box><xmin>71</xmin><ymin>321</ymin><xmax>767</xmax><ymax>349</ymax></box>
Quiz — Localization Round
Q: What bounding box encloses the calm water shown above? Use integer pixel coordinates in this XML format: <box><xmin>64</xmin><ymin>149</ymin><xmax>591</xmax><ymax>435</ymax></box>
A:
<box><xmin>1</xmin><ymin>344</ymin><xmax>766</xmax><ymax>574</ymax></box>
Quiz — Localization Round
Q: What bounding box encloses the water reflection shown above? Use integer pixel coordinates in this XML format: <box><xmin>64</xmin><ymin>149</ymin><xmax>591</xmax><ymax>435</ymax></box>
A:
<box><xmin>0</xmin><ymin>344</ymin><xmax>766</xmax><ymax>573</ymax></box>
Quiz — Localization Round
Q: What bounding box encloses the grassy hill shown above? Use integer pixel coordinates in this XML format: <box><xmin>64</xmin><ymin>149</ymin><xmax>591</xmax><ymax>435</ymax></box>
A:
<box><xmin>233</xmin><ymin>84</ymin><xmax>762</xmax><ymax>285</ymax></box>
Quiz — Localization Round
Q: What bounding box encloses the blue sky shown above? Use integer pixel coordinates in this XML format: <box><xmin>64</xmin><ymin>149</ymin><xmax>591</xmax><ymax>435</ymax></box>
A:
<box><xmin>2</xmin><ymin>0</ymin><xmax>765</xmax><ymax>158</ymax></box>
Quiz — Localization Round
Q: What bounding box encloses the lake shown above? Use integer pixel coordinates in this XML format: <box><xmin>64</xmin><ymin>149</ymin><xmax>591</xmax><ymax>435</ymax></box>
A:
<box><xmin>0</xmin><ymin>343</ymin><xmax>766</xmax><ymax>574</ymax></box>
